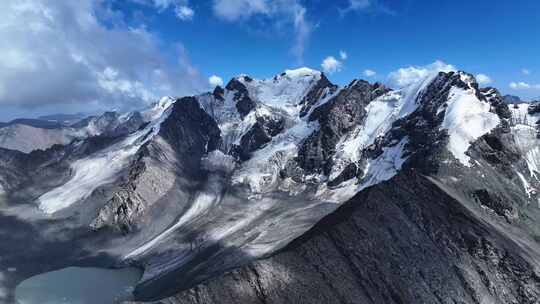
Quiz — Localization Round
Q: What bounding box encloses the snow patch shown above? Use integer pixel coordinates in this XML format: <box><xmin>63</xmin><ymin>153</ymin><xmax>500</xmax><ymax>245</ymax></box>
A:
<box><xmin>359</xmin><ymin>138</ymin><xmax>410</xmax><ymax>190</ymax></box>
<box><xmin>142</xmin><ymin>96</ymin><xmax>176</xmax><ymax>122</ymax></box>
<box><xmin>329</xmin><ymin>72</ymin><xmax>434</xmax><ymax>181</ymax></box>
<box><xmin>240</xmin><ymin>68</ymin><xmax>322</xmax><ymax>116</ymax></box>
<box><xmin>202</xmin><ymin>150</ymin><xmax>236</xmax><ymax>173</ymax></box>
<box><xmin>516</xmin><ymin>171</ymin><xmax>536</xmax><ymax>198</ymax></box>
<box><xmin>512</xmin><ymin>124</ymin><xmax>540</xmax><ymax>178</ymax></box>
<box><xmin>124</xmin><ymin>174</ymin><xmax>223</xmax><ymax>259</ymax></box>
<box><xmin>441</xmin><ymin>87</ymin><xmax>500</xmax><ymax>166</ymax></box>
<box><xmin>510</xmin><ymin>103</ymin><xmax>540</xmax><ymax>128</ymax></box>
<box><xmin>231</xmin><ymin>119</ymin><xmax>318</xmax><ymax>194</ymax></box>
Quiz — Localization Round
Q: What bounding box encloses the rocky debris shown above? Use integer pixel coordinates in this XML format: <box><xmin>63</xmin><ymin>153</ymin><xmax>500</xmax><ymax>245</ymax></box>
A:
<box><xmin>130</xmin><ymin>172</ymin><xmax>540</xmax><ymax>304</ymax></box>
<box><xmin>225</xmin><ymin>78</ymin><xmax>256</xmax><ymax>118</ymax></box>
<box><xmin>72</xmin><ymin>110</ymin><xmax>146</xmax><ymax>137</ymax></box>
<box><xmin>469</xmin><ymin>125</ymin><xmax>521</xmax><ymax>179</ymax></box>
<box><xmin>297</xmin><ymin>81</ymin><xmax>390</xmax><ymax>174</ymax></box>
<box><xmin>90</xmin><ymin>160</ymin><xmax>147</xmax><ymax>233</ymax></box>
<box><xmin>299</xmin><ymin>73</ymin><xmax>338</xmax><ymax>117</ymax></box>
<box><xmin>472</xmin><ymin>189</ymin><xmax>515</xmax><ymax>221</ymax></box>
<box><xmin>231</xmin><ymin>115</ymin><xmax>286</xmax><ymax>161</ymax></box>
<box><xmin>112</xmin><ymin>112</ymin><xmax>146</xmax><ymax>137</ymax></box>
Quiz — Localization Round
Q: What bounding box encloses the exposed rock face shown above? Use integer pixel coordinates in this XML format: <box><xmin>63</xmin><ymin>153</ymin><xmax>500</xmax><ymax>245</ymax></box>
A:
<box><xmin>297</xmin><ymin>81</ymin><xmax>389</xmax><ymax>174</ymax></box>
<box><xmin>225</xmin><ymin>78</ymin><xmax>256</xmax><ymax>118</ymax></box>
<box><xmin>158</xmin><ymin>97</ymin><xmax>222</xmax><ymax>173</ymax></box>
<box><xmin>91</xmin><ymin>97</ymin><xmax>221</xmax><ymax>232</ymax></box>
<box><xmin>135</xmin><ymin>172</ymin><xmax>540</xmax><ymax>304</ymax></box>
<box><xmin>299</xmin><ymin>73</ymin><xmax>338</xmax><ymax>117</ymax></box>
<box><xmin>231</xmin><ymin>115</ymin><xmax>285</xmax><ymax>161</ymax></box>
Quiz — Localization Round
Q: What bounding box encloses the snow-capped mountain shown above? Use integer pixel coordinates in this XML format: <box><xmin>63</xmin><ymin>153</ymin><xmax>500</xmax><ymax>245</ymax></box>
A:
<box><xmin>1</xmin><ymin>67</ymin><xmax>540</xmax><ymax>303</ymax></box>
<box><xmin>0</xmin><ymin>102</ymin><xmax>171</xmax><ymax>153</ymax></box>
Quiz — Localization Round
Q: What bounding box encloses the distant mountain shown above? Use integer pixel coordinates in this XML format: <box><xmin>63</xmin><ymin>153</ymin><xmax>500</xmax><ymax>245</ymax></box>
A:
<box><xmin>1</xmin><ymin>69</ymin><xmax>540</xmax><ymax>304</ymax></box>
<box><xmin>0</xmin><ymin>118</ymin><xmax>65</xmax><ymax>129</ymax></box>
<box><xmin>38</xmin><ymin>113</ymin><xmax>87</xmax><ymax>124</ymax></box>
<box><xmin>0</xmin><ymin>110</ymin><xmax>148</xmax><ymax>153</ymax></box>
<box><xmin>503</xmin><ymin>94</ymin><xmax>526</xmax><ymax>104</ymax></box>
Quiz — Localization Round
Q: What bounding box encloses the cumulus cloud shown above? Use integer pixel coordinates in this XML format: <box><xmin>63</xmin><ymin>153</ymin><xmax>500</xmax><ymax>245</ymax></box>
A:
<box><xmin>321</xmin><ymin>56</ymin><xmax>343</xmax><ymax>74</ymax></box>
<box><xmin>340</xmin><ymin>50</ymin><xmax>348</xmax><ymax>60</ymax></box>
<box><xmin>510</xmin><ymin>82</ymin><xmax>540</xmax><ymax>90</ymax></box>
<box><xmin>476</xmin><ymin>74</ymin><xmax>492</xmax><ymax>85</ymax></box>
<box><xmin>175</xmin><ymin>5</ymin><xmax>195</xmax><ymax>20</ymax></box>
<box><xmin>363</xmin><ymin>69</ymin><xmax>376</xmax><ymax>77</ymax></box>
<box><xmin>0</xmin><ymin>0</ymin><xmax>204</xmax><ymax>115</ymax></box>
<box><xmin>209</xmin><ymin>75</ymin><xmax>224</xmax><ymax>87</ymax></box>
<box><xmin>388</xmin><ymin>60</ymin><xmax>455</xmax><ymax>87</ymax></box>
<box><xmin>212</xmin><ymin>0</ymin><xmax>313</xmax><ymax>63</ymax></box>
<box><xmin>213</xmin><ymin>0</ymin><xmax>268</xmax><ymax>20</ymax></box>
<box><xmin>522</xmin><ymin>68</ymin><xmax>531</xmax><ymax>75</ymax></box>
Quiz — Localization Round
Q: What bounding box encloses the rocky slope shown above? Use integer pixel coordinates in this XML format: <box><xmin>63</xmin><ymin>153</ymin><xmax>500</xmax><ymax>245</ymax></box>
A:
<box><xmin>141</xmin><ymin>171</ymin><xmax>540</xmax><ymax>304</ymax></box>
<box><xmin>2</xmin><ymin>67</ymin><xmax>540</xmax><ymax>303</ymax></box>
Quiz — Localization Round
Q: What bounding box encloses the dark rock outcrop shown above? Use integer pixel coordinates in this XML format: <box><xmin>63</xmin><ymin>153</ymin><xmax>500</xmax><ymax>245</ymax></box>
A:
<box><xmin>92</xmin><ymin>97</ymin><xmax>222</xmax><ymax>232</ymax></box>
<box><xmin>133</xmin><ymin>171</ymin><xmax>540</xmax><ymax>304</ymax></box>
<box><xmin>225</xmin><ymin>78</ymin><xmax>256</xmax><ymax>118</ymax></box>
<box><xmin>297</xmin><ymin>81</ymin><xmax>389</xmax><ymax>174</ymax></box>
<box><xmin>299</xmin><ymin>73</ymin><xmax>338</xmax><ymax>117</ymax></box>
<box><xmin>231</xmin><ymin>115</ymin><xmax>285</xmax><ymax>161</ymax></box>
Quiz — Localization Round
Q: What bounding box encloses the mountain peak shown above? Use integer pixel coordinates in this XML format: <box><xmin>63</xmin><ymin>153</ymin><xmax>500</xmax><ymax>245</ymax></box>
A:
<box><xmin>282</xmin><ymin>67</ymin><xmax>321</xmax><ymax>78</ymax></box>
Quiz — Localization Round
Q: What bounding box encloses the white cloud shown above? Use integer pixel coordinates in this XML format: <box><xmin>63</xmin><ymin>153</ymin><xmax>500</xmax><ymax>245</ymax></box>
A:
<box><xmin>522</xmin><ymin>68</ymin><xmax>531</xmax><ymax>75</ymax></box>
<box><xmin>212</xmin><ymin>0</ymin><xmax>313</xmax><ymax>63</ymax></box>
<box><xmin>209</xmin><ymin>75</ymin><xmax>224</xmax><ymax>87</ymax></box>
<box><xmin>388</xmin><ymin>60</ymin><xmax>455</xmax><ymax>87</ymax></box>
<box><xmin>363</xmin><ymin>69</ymin><xmax>376</xmax><ymax>77</ymax></box>
<box><xmin>476</xmin><ymin>74</ymin><xmax>492</xmax><ymax>85</ymax></box>
<box><xmin>339</xmin><ymin>50</ymin><xmax>348</xmax><ymax>60</ymax></box>
<box><xmin>150</xmin><ymin>0</ymin><xmax>179</xmax><ymax>10</ymax></box>
<box><xmin>510</xmin><ymin>82</ymin><xmax>540</xmax><ymax>90</ymax></box>
<box><xmin>321</xmin><ymin>56</ymin><xmax>343</xmax><ymax>74</ymax></box>
<box><xmin>175</xmin><ymin>5</ymin><xmax>194</xmax><ymax>20</ymax></box>
<box><xmin>0</xmin><ymin>0</ymin><xmax>205</xmax><ymax>115</ymax></box>
<box><xmin>213</xmin><ymin>0</ymin><xmax>268</xmax><ymax>21</ymax></box>
<box><xmin>136</xmin><ymin>0</ymin><xmax>194</xmax><ymax>21</ymax></box>
<box><xmin>341</xmin><ymin>0</ymin><xmax>394</xmax><ymax>15</ymax></box>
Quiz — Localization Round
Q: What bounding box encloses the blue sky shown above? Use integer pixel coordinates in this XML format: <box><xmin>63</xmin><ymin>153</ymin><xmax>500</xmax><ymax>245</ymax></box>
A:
<box><xmin>1</xmin><ymin>0</ymin><xmax>539</xmax><ymax>120</ymax></box>
<box><xmin>112</xmin><ymin>0</ymin><xmax>540</xmax><ymax>92</ymax></box>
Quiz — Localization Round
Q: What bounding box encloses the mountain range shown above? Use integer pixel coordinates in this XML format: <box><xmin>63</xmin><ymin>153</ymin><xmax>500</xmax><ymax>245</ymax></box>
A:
<box><xmin>1</xmin><ymin>67</ymin><xmax>540</xmax><ymax>303</ymax></box>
